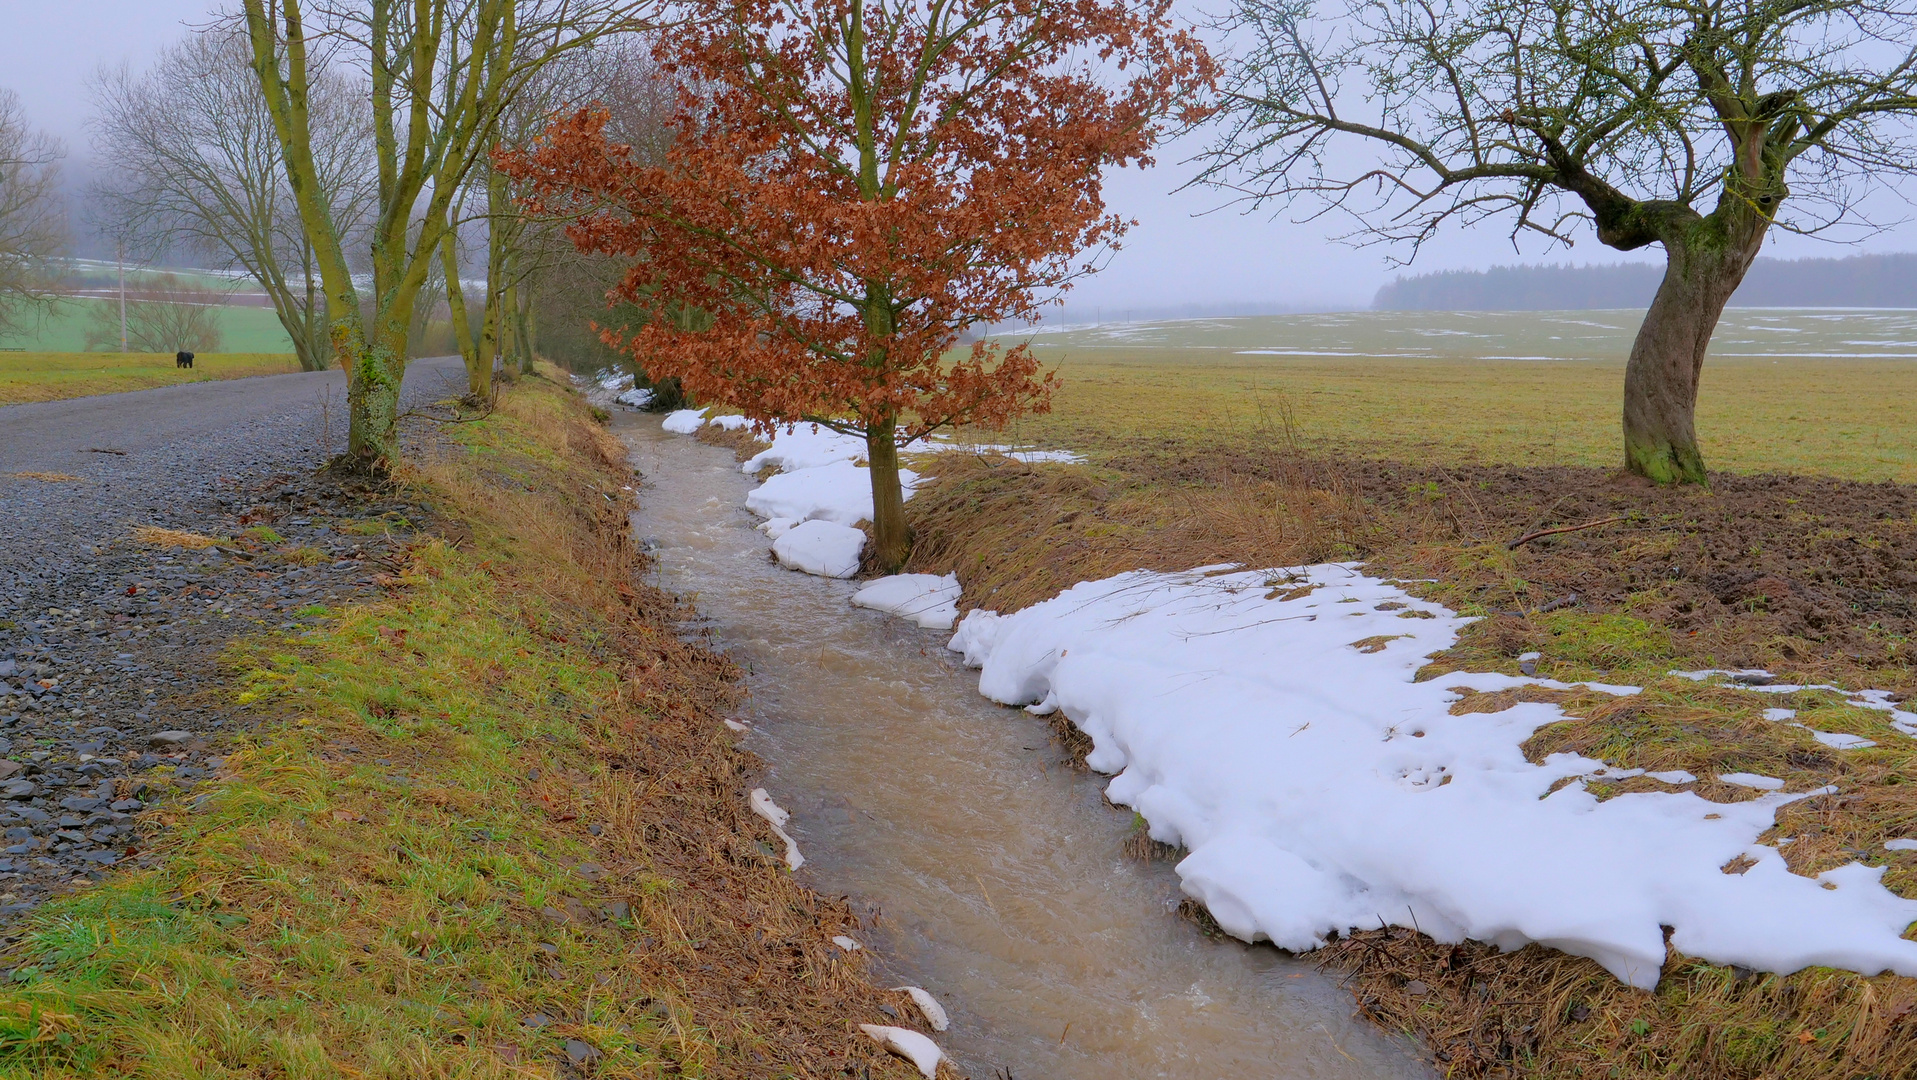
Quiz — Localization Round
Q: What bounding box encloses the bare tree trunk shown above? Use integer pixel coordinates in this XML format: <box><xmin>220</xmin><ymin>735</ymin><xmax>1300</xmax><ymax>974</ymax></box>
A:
<box><xmin>1622</xmin><ymin>236</ymin><xmax>1762</xmax><ymax>484</ymax></box>
<box><xmin>502</xmin><ymin>277</ymin><xmax>524</xmax><ymax>372</ymax></box>
<box><xmin>513</xmin><ymin>283</ymin><xmax>535</xmax><ymax>375</ymax></box>
<box><xmin>864</xmin><ymin>417</ymin><xmax>909</xmax><ymax>573</ymax></box>
<box><xmin>440</xmin><ymin>228</ymin><xmax>487</xmax><ymax>399</ymax></box>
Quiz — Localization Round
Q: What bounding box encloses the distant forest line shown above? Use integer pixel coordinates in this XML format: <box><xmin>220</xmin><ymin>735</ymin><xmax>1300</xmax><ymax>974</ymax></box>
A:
<box><xmin>1375</xmin><ymin>252</ymin><xmax>1917</xmax><ymax>311</ymax></box>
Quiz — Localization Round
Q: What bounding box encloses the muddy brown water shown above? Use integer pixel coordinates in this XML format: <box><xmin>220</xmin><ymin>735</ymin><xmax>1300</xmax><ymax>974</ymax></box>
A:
<box><xmin>619</xmin><ymin>415</ymin><xmax>1432</xmax><ymax>1080</ymax></box>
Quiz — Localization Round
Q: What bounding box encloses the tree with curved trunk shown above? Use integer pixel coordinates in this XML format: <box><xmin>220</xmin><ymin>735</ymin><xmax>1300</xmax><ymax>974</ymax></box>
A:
<box><xmin>1204</xmin><ymin>0</ymin><xmax>1917</xmax><ymax>483</ymax></box>
<box><xmin>503</xmin><ymin>0</ymin><xmax>1212</xmax><ymax>571</ymax></box>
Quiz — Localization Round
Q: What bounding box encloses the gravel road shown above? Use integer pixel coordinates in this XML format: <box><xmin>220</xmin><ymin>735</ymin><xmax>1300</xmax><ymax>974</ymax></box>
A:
<box><xmin>0</xmin><ymin>356</ymin><xmax>467</xmax><ymax>917</ymax></box>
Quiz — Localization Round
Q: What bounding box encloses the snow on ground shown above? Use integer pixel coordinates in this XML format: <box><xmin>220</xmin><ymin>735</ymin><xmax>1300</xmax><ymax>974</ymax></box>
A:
<box><xmin>747</xmin><ymin>459</ymin><xmax>919</xmax><ymax>528</ymax></box>
<box><xmin>661</xmin><ymin>412</ymin><xmax>1070</xmax><ymax>581</ymax></box>
<box><xmin>653</xmin><ymin>406</ymin><xmax>1917</xmax><ymax>990</ymax></box>
<box><xmin>851</xmin><ymin>574</ymin><xmax>962</xmax><ymax>630</ymax></box>
<box><xmin>946</xmin><ymin>563</ymin><xmax>1917</xmax><ymax>990</ymax></box>
<box><xmin>615</xmin><ymin>387</ymin><xmax>654</xmax><ymax>408</ymax></box>
<box><xmin>662</xmin><ymin>408</ymin><xmax>709</xmax><ymax>434</ymax></box>
<box><xmin>771</xmin><ymin>520</ymin><xmax>866</xmax><ymax>578</ymax></box>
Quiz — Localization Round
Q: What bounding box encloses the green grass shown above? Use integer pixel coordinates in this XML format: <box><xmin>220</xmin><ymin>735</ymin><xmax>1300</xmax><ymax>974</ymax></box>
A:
<box><xmin>0</xmin><ymin>352</ymin><xmax>304</xmax><ymax>405</ymax></box>
<box><xmin>988</xmin><ymin>309</ymin><xmax>1917</xmax><ymax>482</ymax></box>
<box><xmin>0</xmin><ymin>297</ymin><xmax>298</xmax><ymax>355</ymax></box>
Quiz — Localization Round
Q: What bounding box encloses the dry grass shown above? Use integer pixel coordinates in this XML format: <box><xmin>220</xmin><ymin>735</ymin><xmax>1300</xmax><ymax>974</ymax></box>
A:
<box><xmin>129</xmin><ymin>525</ymin><xmax>222</xmax><ymax>549</ymax></box>
<box><xmin>694</xmin><ymin>421</ymin><xmax>771</xmax><ymax>461</ymax></box>
<box><xmin>0</xmin><ymin>370</ymin><xmax>921</xmax><ymax>1079</ymax></box>
<box><xmin>0</xmin><ymin>352</ymin><xmax>302</xmax><ymax>405</ymax></box>
<box><xmin>5</xmin><ymin>472</ymin><xmax>83</xmax><ymax>483</ymax></box>
<box><xmin>997</xmin><ymin>350</ymin><xmax>1917</xmax><ymax>482</ymax></box>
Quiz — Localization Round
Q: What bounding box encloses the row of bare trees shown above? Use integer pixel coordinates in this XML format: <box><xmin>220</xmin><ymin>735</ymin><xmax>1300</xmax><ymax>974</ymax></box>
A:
<box><xmin>0</xmin><ymin>89</ymin><xmax>66</xmax><ymax>342</ymax></box>
<box><xmin>80</xmin><ymin>3</ymin><xmax>659</xmax><ymax>407</ymax></box>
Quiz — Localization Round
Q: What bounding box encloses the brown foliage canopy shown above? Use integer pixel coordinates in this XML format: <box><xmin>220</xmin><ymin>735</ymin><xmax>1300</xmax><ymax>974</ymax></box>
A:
<box><xmin>504</xmin><ymin>0</ymin><xmax>1211</xmax><ymax>440</ymax></box>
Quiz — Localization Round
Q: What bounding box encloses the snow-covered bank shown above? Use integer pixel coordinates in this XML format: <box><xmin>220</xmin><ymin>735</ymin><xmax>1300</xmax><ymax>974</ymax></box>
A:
<box><xmin>651</xmin><ymin>405</ymin><xmax>1917</xmax><ymax>991</ymax></box>
<box><xmin>948</xmin><ymin>563</ymin><xmax>1917</xmax><ymax>989</ymax></box>
<box><xmin>658</xmin><ymin>408</ymin><xmax>1072</xmax><ymax>583</ymax></box>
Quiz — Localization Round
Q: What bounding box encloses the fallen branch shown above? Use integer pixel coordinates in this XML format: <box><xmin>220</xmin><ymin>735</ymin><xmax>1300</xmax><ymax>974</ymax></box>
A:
<box><xmin>1506</xmin><ymin>515</ymin><xmax>1628</xmax><ymax>550</ymax></box>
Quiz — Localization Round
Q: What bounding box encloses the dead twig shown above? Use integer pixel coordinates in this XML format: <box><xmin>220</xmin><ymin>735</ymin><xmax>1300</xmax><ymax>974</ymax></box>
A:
<box><xmin>1507</xmin><ymin>515</ymin><xmax>1630</xmax><ymax>550</ymax></box>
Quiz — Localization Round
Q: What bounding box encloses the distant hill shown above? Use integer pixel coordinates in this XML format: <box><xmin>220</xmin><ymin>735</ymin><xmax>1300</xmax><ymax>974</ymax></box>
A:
<box><xmin>1374</xmin><ymin>252</ymin><xmax>1917</xmax><ymax>310</ymax></box>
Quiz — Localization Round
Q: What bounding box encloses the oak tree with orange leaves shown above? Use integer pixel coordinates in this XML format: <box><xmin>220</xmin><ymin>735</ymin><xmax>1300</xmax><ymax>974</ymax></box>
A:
<box><xmin>504</xmin><ymin>0</ymin><xmax>1211</xmax><ymax>570</ymax></box>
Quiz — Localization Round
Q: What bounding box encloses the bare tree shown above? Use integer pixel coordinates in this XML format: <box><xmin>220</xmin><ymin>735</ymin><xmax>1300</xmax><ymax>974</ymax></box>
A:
<box><xmin>90</xmin><ymin>29</ymin><xmax>374</xmax><ymax>372</ymax></box>
<box><xmin>82</xmin><ymin>273</ymin><xmax>231</xmax><ymax>353</ymax></box>
<box><xmin>241</xmin><ymin>0</ymin><xmax>660</xmax><ymax>470</ymax></box>
<box><xmin>1204</xmin><ymin>0</ymin><xmax>1917</xmax><ymax>483</ymax></box>
<box><xmin>0</xmin><ymin>88</ymin><xmax>67</xmax><ymax>339</ymax></box>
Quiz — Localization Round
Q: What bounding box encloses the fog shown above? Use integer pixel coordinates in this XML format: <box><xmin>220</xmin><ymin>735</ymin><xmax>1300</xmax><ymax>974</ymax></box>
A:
<box><xmin>9</xmin><ymin>1</ymin><xmax>1914</xmax><ymax>314</ymax></box>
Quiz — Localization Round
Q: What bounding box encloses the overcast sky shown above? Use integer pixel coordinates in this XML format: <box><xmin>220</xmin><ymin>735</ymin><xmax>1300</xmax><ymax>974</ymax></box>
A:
<box><xmin>7</xmin><ymin>1</ymin><xmax>1914</xmax><ymax>314</ymax></box>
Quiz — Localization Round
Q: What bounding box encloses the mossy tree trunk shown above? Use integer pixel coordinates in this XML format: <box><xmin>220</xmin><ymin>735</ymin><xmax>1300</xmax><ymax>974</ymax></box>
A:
<box><xmin>864</xmin><ymin>415</ymin><xmax>909</xmax><ymax>573</ymax></box>
<box><xmin>440</xmin><ymin>223</ymin><xmax>488</xmax><ymax>401</ymax></box>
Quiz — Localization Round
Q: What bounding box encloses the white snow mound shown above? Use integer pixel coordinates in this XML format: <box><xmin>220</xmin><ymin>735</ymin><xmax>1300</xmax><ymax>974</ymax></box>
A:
<box><xmin>947</xmin><ymin>561</ymin><xmax>1917</xmax><ymax>989</ymax></box>
<box><xmin>746</xmin><ymin>459</ymin><xmax>918</xmax><ymax>528</ymax></box>
<box><xmin>742</xmin><ymin>423</ymin><xmax>870</xmax><ymax>474</ymax></box>
<box><xmin>662</xmin><ymin>408</ymin><xmax>709</xmax><ymax>434</ymax></box>
<box><xmin>852</xmin><ymin>574</ymin><xmax>962</xmax><ymax>630</ymax></box>
<box><xmin>771</xmin><ymin>520</ymin><xmax>866</xmax><ymax>579</ymax></box>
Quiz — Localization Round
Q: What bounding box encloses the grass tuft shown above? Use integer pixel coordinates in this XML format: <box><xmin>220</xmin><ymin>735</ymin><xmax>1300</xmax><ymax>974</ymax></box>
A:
<box><xmin>130</xmin><ymin>526</ymin><xmax>221</xmax><ymax>549</ymax></box>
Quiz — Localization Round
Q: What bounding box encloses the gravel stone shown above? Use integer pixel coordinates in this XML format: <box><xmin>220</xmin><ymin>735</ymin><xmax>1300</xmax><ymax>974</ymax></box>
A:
<box><xmin>0</xmin><ymin>357</ymin><xmax>460</xmax><ymax>920</ymax></box>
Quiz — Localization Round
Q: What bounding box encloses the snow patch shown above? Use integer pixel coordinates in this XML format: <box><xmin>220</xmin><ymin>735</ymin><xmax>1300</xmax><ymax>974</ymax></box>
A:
<box><xmin>662</xmin><ymin>408</ymin><xmax>709</xmax><ymax>434</ymax></box>
<box><xmin>1718</xmin><ymin>772</ymin><xmax>1787</xmax><ymax>791</ymax></box>
<box><xmin>858</xmin><ymin>1025</ymin><xmax>942</xmax><ymax>1078</ymax></box>
<box><xmin>771</xmin><ymin>520</ymin><xmax>866</xmax><ymax>579</ymax></box>
<box><xmin>747</xmin><ymin>459</ymin><xmax>918</xmax><ymax>528</ymax></box>
<box><xmin>615</xmin><ymin>387</ymin><xmax>654</xmax><ymax>408</ymax></box>
<box><xmin>742</xmin><ymin>423</ymin><xmax>870</xmax><ymax>474</ymax></box>
<box><xmin>892</xmin><ymin>986</ymin><xmax>951</xmax><ymax>1031</ymax></box>
<box><xmin>748</xmin><ymin>789</ymin><xmax>803</xmax><ymax>870</ymax></box>
<box><xmin>946</xmin><ymin>562</ymin><xmax>1917</xmax><ymax>989</ymax></box>
<box><xmin>852</xmin><ymin>574</ymin><xmax>962</xmax><ymax>630</ymax></box>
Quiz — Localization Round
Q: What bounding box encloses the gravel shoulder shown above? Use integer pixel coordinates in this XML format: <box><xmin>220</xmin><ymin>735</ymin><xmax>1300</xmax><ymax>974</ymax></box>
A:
<box><xmin>0</xmin><ymin>357</ymin><xmax>465</xmax><ymax>915</ymax></box>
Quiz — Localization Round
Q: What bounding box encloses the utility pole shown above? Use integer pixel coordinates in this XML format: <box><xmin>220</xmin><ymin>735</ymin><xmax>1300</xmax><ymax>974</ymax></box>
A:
<box><xmin>117</xmin><ymin>241</ymin><xmax>127</xmax><ymax>352</ymax></box>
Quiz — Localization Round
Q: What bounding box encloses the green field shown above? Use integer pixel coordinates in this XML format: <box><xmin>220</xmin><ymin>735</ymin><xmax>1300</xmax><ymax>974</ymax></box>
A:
<box><xmin>994</xmin><ymin>309</ymin><xmax>1917</xmax><ymax>481</ymax></box>
<box><xmin>0</xmin><ymin>296</ymin><xmax>297</xmax><ymax>354</ymax></box>
<box><xmin>0</xmin><ymin>352</ymin><xmax>304</xmax><ymax>405</ymax></box>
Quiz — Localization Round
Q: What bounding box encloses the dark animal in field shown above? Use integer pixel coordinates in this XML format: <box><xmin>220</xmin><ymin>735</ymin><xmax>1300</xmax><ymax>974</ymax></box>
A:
<box><xmin>175</xmin><ymin>351</ymin><xmax>195</xmax><ymax>369</ymax></box>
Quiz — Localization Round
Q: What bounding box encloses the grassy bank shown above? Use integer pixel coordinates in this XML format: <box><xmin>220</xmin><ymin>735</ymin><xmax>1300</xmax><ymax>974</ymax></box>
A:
<box><xmin>902</xmin><ymin>348</ymin><xmax>1917</xmax><ymax>1078</ymax></box>
<box><xmin>0</xmin><ymin>374</ymin><xmax>916</xmax><ymax>1078</ymax></box>
<box><xmin>0</xmin><ymin>352</ymin><xmax>305</xmax><ymax>406</ymax></box>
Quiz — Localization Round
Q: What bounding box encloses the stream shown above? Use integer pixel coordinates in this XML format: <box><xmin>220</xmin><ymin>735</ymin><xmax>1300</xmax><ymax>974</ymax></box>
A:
<box><xmin>618</xmin><ymin>413</ymin><xmax>1433</xmax><ymax>1080</ymax></box>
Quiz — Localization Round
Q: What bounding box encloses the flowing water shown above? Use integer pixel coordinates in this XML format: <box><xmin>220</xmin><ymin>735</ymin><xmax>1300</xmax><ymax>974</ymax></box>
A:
<box><xmin>619</xmin><ymin>414</ymin><xmax>1432</xmax><ymax>1080</ymax></box>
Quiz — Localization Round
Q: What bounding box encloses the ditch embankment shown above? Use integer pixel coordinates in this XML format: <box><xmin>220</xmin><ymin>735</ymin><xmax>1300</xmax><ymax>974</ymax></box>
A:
<box><xmin>899</xmin><ymin>443</ymin><xmax>1917</xmax><ymax>1080</ymax></box>
<box><xmin>0</xmin><ymin>374</ymin><xmax>917</xmax><ymax>1078</ymax></box>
